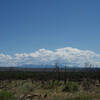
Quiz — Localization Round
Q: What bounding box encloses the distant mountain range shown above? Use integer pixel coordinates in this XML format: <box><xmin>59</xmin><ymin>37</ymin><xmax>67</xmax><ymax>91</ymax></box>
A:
<box><xmin>16</xmin><ymin>64</ymin><xmax>56</xmax><ymax>68</ymax></box>
<box><xmin>0</xmin><ymin>66</ymin><xmax>100</xmax><ymax>72</ymax></box>
<box><xmin>16</xmin><ymin>63</ymin><xmax>80</xmax><ymax>68</ymax></box>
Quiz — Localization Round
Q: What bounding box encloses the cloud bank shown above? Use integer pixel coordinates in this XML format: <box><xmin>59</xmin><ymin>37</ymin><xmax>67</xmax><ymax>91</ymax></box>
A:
<box><xmin>0</xmin><ymin>47</ymin><xmax>100</xmax><ymax>67</ymax></box>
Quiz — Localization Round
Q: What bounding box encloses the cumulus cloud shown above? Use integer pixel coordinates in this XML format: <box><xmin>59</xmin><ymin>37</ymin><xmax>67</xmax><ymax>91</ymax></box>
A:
<box><xmin>0</xmin><ymin>47</ymin><xmax>100</xmax><ymax>67</ymax></box>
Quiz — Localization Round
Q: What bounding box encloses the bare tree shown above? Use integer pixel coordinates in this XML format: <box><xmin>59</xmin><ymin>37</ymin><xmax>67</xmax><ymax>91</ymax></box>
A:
<box><xmin>55</xmin><ymin>63</ymin><xmax>60</xmax><ymax>81</ymax></box>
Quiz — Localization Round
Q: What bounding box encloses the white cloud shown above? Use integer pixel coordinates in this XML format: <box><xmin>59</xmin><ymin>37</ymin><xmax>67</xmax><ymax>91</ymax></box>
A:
<box><xmin>0</xmin><ymin>54</ymin><xmax>13</xmax><ymax>66</ymax></box>
<box><xmin>0</xmin><ymin>47</ymin><xmax>100</xmax><ymax>67</ymax></box>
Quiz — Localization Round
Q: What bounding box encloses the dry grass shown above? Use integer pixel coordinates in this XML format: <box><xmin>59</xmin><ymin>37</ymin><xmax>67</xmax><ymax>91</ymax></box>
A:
<box><xmin>0</xmin><ymin>80</ymin><xmax>100</xmax><ymax>100</ymax></box>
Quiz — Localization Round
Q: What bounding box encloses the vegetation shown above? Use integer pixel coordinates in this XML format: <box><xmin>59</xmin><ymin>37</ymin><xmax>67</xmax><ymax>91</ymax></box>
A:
<box><xmin>0</xmin><ymin>91</ymin><xmax>15</xmax><ymax>100</ymax></box>
<box><xmin>0</xmin><ymin>67</ymin><xmax>100</xmax><ymax>99</ymax></box>
<box><xmin>62</xmin><ymin>82</ymin><xmax>79</xmax><ymax>92</ymax></box>
<box><xmin>0</xmin><ymin>78</ymin><xmax>99</xmax><ymax>100</ymax></box>
<box><xmin>0</xmin><ymin>69</ymin><xmax>100</xmax><ymax>81</ymax></box>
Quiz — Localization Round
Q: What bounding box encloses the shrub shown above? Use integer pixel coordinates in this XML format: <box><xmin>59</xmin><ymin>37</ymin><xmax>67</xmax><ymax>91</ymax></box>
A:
<box><xmin>54</xmin><ymin>80</ymin><xmax>62</xmax><ymax>86</ymax></box>
<box><xmin>62</xmin><ymin>82</ymin><xmax>79</xmax><ymax>92</ymax></box>
<box><xmin>82</xmin><ymin>79</ymin><xmax>91</xmax><ymax>90</ymax></box>
<box><xmin>0</xmin><ymin>91</ymin><xmax>15</xmax><ymax>100</ymax></box>
<box><xmin>41</xmin><ymin>81</ymin><xmax>54</xmax><ymax>89</ymax></box>
<box><xmin>16</xmin><ymin>82</ymin><xmax>34</xmax><ymax>96</ymax></box>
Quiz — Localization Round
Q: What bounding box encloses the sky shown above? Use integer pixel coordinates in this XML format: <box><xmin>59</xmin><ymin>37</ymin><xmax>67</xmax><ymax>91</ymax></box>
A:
<box><xmin>0</xmin><ymin>0</ymin><xmax>100</xmax><ymax>54</ymax></box>
<box><xmin>0</xmin><ymin>0</ymin><xmax>100</xmax><ymax>66</ymax></box>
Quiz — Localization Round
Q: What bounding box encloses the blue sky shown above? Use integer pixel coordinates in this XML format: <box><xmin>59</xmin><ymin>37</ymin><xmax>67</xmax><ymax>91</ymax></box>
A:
<box><xmin>0</xmin><ymin>0</ymin><xmax>100</xmax><ymax>55</ymax></box>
